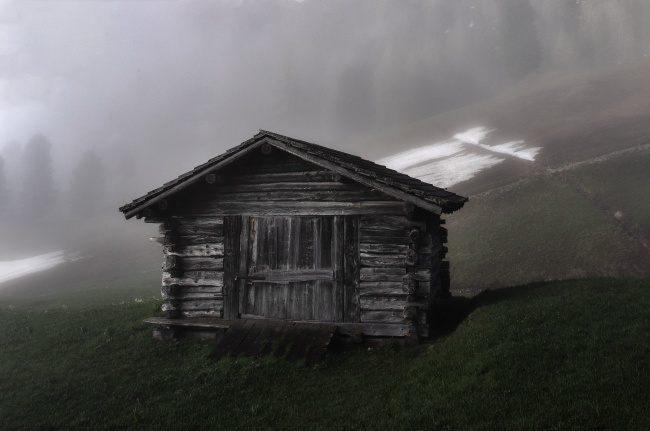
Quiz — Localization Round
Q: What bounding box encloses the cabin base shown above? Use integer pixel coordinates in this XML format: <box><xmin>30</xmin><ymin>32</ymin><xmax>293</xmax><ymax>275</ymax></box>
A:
<box><xmin>144</xmin><ymin>317</ymin><xmax>428</xmax><ymax>345</ymax></box>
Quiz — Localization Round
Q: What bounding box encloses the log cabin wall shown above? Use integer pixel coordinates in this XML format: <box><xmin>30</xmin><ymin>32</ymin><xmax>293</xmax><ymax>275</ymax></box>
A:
<box><xmin>358</xmin><ymin>214</ymin><xmax>443</xmax><ymax>338</ymax></box>
<box><xmin>145</xmin><ymin>146</ymin><xmax>449</xmax><ymax>337</ymax></box>
<box><xmin>166</xmin><ymin>148</ymin><xmax>408</xmax><ymax>217</ymax></box>
<box><xmin>159</xmin><ymin>216</ymin><xmax>225</xmax><ymax>319</ymax></box>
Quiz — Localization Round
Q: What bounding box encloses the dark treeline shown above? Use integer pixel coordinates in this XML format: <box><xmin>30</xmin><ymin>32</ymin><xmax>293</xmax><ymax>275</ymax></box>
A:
<box><xmin>0</xmin><ymin>134</ymin><xmax>115</xmax><ymax>223</ymax></box>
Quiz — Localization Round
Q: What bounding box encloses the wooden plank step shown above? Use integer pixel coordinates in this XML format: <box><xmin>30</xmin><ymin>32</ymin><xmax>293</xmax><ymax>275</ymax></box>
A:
<box><xmin>244</xmin><ymin>319</ymin><xmax>280</xmax><ymax>358</ymax></box>
<box><xmin>143</xmin><ymin>317</ymin><xmax>234</xmax><ymax>329</ymax></box>
<box><xmin>144</xmin><ymin>316</ymin><xmax>414</xmax><ymax>338</ymax></box>
<box><xmin>208</xmin><ymin>320</ymin><xmax>256</xmax><ymax>361</ymax></box>
<box><xmin>208</xmin><ymin>319</ymin><xmax>337</xmax><ymax>366</ymax></box>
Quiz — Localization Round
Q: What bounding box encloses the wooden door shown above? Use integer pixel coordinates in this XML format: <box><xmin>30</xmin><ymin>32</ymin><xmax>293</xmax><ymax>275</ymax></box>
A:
<box><xmin>237</xmin><ymin>216</ymin><xmax>343</xmax><ymax>322</ymax></box>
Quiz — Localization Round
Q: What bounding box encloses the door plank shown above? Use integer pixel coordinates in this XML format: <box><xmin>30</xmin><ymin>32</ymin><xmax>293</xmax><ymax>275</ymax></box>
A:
<box><xmin>241</xmin><ymin>215</ymin><xmax>343</xmax><ymax>322</ymax></box>
<box><xmin>343</xmin><ymin>215</ymin><xmax>360</xmax><ymax>322</ymax></box>
<box><xmin>223</xmin><ymin>216</ymin><xmax>241</xmax><ymax>319</ymax></box>
<box><xmin>237</xmin><ymin>216</ymin><xmax>251</xmax><ymax>317</ymax></box>
<box><xmin>249</xmin><ymin>269</ymin><xmax>334</xmax><ymax>282</ymax></box>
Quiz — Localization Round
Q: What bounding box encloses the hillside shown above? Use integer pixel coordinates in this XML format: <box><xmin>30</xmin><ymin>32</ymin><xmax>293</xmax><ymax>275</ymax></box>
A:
<box><xmin>2</xmin><ymin>63</ymin><xmax>649</xmax><ymax>299</ymax></box>
<box><xmin>366</xmin><ymin>62</ymin><xmax>650</xmax><ymax>195</ymax></box>
<box><xmin>363</xmin><ymin>63</ymin><xmax>650</xmax><ymax>289</ymax></box>
<box><xmin>2</xmin><ymin>278</ymin><xmax>649</xmax><ymax>430</ymax></box>
<box><xmin>0</xmin><ymin>215</ymin><xmax>161</xmax><ymax>307</ymax></box>
<box><xmin>448</xmin><ymin>145</ymin><xmax>650</xmax><ymax>290</ymax></box>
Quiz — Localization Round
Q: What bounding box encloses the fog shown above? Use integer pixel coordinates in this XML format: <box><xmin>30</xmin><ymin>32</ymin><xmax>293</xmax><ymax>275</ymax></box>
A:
<box><xmin>1</xmin><ymin>0</ymin><xmax>649</xmax><ymax>205</ymax></box>
<box><xmin>1</xmin><ymin>0</ymin><xmax>650</xmax><ymax>269</ymax></box>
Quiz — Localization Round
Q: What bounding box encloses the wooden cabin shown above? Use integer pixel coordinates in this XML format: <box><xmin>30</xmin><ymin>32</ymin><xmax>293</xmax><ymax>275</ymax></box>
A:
<box><xmin>119</xmin><ymin>131</ymin><xmax>467</xmax><ymax>340</ymax></box>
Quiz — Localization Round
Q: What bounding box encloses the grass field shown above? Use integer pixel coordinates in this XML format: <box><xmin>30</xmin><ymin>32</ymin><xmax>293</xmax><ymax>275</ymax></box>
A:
<box><xmin>2</xmin><ymin>277</ymin><xmax>650</xmax><ymax>430</ymax></box>
<box><xmin>446</xmin><ymin>147</ymin><xmax>650</xmax><ymax>290</ymax></box>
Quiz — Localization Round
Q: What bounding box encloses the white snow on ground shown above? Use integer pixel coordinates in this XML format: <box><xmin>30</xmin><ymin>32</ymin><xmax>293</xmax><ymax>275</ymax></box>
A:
<box><xmin>454</xmin><ymin>126</ymin><xmax>542</xmax><ymax>161</ymax></box>
<box><xmin>0</xmin><ymin>251</ymin><xmax>70</xmax><ymax>284</ymax></box>
<box><xmin>377</xmin><ymin>141</ymin><xmax>465</xmax><ymax>171</ymax></box>
<box><xmin>453</xmin><ymin>127</ymin><xmax>493</xmax><ymax>145</ymax></box>
<box><xmin>403</xmin><ymin>153</ymin><xmax>504</xmax><ymax>188</ymax></box>
<box><xmin>480</xmin><ymin>140</ymin><xmax>540</xmax><ymax>161</ymax></box>
<box><xmin>376</xmin><ymin>126</ymin><xmax>541</xmax><ymax>187</ymax></box>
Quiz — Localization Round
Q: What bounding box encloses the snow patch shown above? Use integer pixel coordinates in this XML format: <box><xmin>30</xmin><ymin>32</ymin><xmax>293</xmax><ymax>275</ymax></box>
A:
<box><xmin>0</xmin><ymin>251</ymin><xmax>74</xmax><ymax>284</ymax></box>
<box><xmin>453</xmin><ymin>127</ymin><xmax>493</xmax><ymax>145</ymax></box>
<box><xmin>376</xmin><ymin>140</ymin><xmax>464</xmax><ymax>171</ymax></box>
<box><xmin>480</xmin><ymin>140</ymin><xmax>540</xmax><ymax>161</ymax></box>
<box><xmin>376</xmin><ymin>126</ymin><xmax>541</xmax><ymax>187</ymax></box>
<box><xmin>455</xmin><ymin>126</ymin><xmax>542</xmax><ymax>161</ymax></box>
<box><xmin>403</xmin><ymin>153</ymin><xmax>504</xmax><ymax>189</ymax></box>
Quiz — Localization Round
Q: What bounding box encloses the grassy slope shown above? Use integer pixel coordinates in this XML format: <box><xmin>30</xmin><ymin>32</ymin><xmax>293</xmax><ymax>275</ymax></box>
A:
<box><xmin>2</xmin><ymin>278</ymin><xmax>650</xmax><ymax>430</ymax></box>
<box><xmin>447</xmin><ymin>147</ymin><xmax>650</xmax><ymax>290</ymax></box>
<box><xmin>562</xmin><ymin>148</ymin><xmax>650</xmax><ymax>244</ymax></box>
<box><xmin>0</xmin><ymin>214</ymin><xmax>161</xmax><ymax>307</ymax></box>
<box><xmin>351</xmin><ymin>63</ymin><xmax>650</xmax><ymax>290</ymax></box>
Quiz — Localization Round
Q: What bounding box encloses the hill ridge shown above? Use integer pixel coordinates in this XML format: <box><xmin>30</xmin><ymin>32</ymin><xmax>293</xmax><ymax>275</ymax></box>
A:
<box><xmin>472</xmin><ymin>141</ymin><xmax>650</xmax><ymax>199</ymax></box>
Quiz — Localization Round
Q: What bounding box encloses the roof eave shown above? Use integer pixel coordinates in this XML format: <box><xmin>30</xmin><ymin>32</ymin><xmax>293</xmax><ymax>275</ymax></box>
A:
<box><xmin>263</xmin><ymin>136</ymin><xmax>444</xmax><ymax>215</ymax></box>
<box><xmin>119</xmin><ymin>135</ymin><xmax>267</xmax><ymax>219</ymax></box>
<box><xmin>120</xmin><ymin>130</ymin><xmax>468</xmax><ymax>220</ymax></box>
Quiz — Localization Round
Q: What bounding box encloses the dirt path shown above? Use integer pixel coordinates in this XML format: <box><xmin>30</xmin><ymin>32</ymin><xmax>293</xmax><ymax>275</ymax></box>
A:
<box><xmin>546</xmin><ymin>142</ymin><xmax>650</xmax><ymax>174</ymax></box>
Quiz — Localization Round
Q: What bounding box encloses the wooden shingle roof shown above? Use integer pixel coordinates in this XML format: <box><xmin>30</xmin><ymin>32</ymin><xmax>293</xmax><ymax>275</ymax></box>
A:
<box><xmin>119</xmin><ymin>130</ymin><xmax>468</xmax><ymax>219</ymax></box>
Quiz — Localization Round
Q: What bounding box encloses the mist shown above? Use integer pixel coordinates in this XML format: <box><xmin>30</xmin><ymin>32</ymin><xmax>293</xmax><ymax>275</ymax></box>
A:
<box><xmin>1</xmin><ymin>0</ymin><xmax>649</xmax><ymax>202</ymax></box>
<box><xmin>2</xmin><ymin>0</ymin><xmax>650</xmax><ymax>293</ymax></box>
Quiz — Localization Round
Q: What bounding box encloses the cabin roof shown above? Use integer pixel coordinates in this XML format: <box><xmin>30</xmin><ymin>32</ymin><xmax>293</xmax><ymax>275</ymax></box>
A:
<box><xmin>119</xmin><ymin>130</ymin><xmax>468</xmax><ymax>219</ymax></box>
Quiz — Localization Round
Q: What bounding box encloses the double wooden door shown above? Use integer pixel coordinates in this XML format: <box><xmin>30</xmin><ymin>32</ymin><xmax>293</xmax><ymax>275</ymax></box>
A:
<box><xmin>232</xmin><ymin>216</ymin><xmax>344</xmax><ymax>322</ymax></box>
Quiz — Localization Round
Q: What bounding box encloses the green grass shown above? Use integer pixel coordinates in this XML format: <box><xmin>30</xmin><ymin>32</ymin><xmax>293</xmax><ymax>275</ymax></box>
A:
<box><xmin>447</xmin><ymin>149</ymin><xmax>650</xmax><ymax>289</ymax></box>
<box><xmin>564</xmin><ymin>147</ymin><xmax>650</xmax><ymax>242</ymax></box>
<box><xmin>2</xmin><ymin>278</ymin><xmax>650</xmax><ymax>430</ymax></box>
<box><xmin>0</xmin><ymin>269</ymin><xmax>161</xmax><ymax>310</ymax></box>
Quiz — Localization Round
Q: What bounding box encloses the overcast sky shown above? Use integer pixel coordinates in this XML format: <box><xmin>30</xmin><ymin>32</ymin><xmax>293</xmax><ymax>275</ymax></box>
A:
<box><xmin>2</xmin><ymin>0</ymin><xmax>649</xmax><ymax>196</ymax></box>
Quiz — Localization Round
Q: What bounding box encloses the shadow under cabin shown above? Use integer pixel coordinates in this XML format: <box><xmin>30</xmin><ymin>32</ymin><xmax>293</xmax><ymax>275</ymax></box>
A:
<box><xmin>118</xmin><ymin>131</ymin><xmax>467</xmax><ymax>343</ymax></box>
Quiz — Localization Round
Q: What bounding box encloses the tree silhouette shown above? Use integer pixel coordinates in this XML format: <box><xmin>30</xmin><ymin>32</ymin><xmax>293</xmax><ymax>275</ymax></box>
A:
<box><xmin>0</xmin><ymin>156</ymin><xmax>10</xmax><ymax>220</ymax></box>
<box><xmin>68</xmin><ymin>148</ymin><xmax>107</xmax><ymax>217</ymax></box>
<box><xmin>498</xmin><ymin>0</ymin><xmax>542</xmax><ymax>81</ymax></box>
<box><xmin>21</xmin><ymin>134</ymin><xmax>57</xmax><ymax>220</ymax></box>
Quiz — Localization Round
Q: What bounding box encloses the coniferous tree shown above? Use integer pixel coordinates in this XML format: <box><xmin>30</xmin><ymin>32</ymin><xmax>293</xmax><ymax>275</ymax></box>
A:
<box><xmin>0</xmin><ymin>156</ymin><xmax>10</xmax><ymax>220</ymax></box>
<box><xmin>68</xmin><ymin>148</ymin><xmax>107</xmax><ymax>217</ymax></box>
<box><xmin>21</xmin><ymin>134</ymin><xmax>57</xmax><ymax>220</ymax></box>
<box><xmin>498</xmin><ymin>0</ymin><xmax>542</xmax><ymax>80</ymax></box>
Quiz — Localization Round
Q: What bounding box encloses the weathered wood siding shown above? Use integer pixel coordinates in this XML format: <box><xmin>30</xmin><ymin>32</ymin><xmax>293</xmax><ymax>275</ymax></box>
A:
<box><xmin>147</xmin><ymin>147</ymin><xmax>448</xmax><ymax>337</ymax></box>
<box><xmin>154</xmin><ymin>150</ymin><xmax>373</xmax><ymax>320</ymax></box>
<box><xmin>241</xmin><ymin>215</ymin><xmax>337</xmax><ymax>321</ymax></box>
<box><xmin>165</xmin><ymin>150</ymin><xmax>409</xmax><ymax>217</ymax></box>
<box><xmin>357</xmin><ymin>214</ymin><xmax>443</xmax><ymax>337</ymax></box>
<box><xmin>159</xmin><ymin>217</ymin><xmax>225</xmax><ymax>318</ymax></box>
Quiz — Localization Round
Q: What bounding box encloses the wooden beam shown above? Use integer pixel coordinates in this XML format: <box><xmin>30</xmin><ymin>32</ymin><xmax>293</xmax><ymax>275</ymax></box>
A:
<box><xmin>142</xmin><ymin>208</ymin><xmax>162</xmax><ymax>219</ymax></box>
<box><xmin>227</xmin><ymin>170</ymin><xmax>338</xmax><ymax>184</ymax></box>
<box><xmin>171</xmin><ymin>200</ymin><xmax>409</xmax><ymax>216</ymax></box>
<box><xmin>143</xmin><ymin>317</ymin><xmax>234</xmax><ymax>329</ymax></box>
<box><xmin>261</xmin><ymin>142</ymin><xmax>273</xmax><ymax>155</ymax></box>
<box><xmin>142</xmin><ymin>317</ymin><xmax>413</xmax><ymax>338</ymax></box>
<box><xmin>205</xmin><ymin>173</ymin><xmax>221</xmax><ymax>185</ymax></box>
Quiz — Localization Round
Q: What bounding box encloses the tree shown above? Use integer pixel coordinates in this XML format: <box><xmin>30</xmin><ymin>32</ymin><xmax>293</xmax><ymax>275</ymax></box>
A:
<box><xmin>21</xmin><ymin>134</ymin><xmax>57</xmax><ymax>220</ymax></box>
<box><xmin>68</xmin><ymin>148</ymin><xmax>107</xmax><ymax>217</ymax></box>
<box><xmin>498</xmin><ymin>0</ymin><xmax>543</xmax><ymax>80</ymax></box>
<box><xmin>0</xmin><ymin>156</ymin><xmax>10</xmax><ymax>220</ymax></box>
